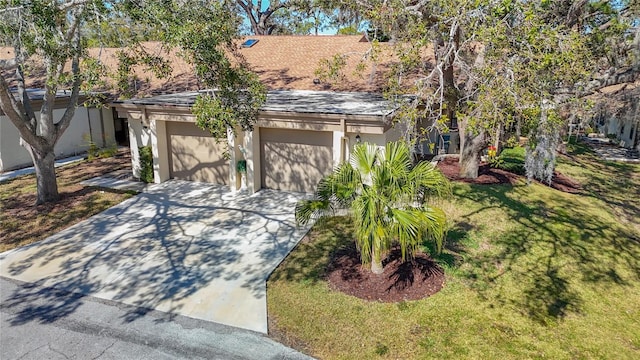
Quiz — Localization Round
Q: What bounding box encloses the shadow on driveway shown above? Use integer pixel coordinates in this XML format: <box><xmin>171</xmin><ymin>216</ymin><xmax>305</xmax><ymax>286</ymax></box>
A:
<box><xmin>0</xmin><ymin>181</ymin><xmax>311</xmax><ymax>333</ymax></box>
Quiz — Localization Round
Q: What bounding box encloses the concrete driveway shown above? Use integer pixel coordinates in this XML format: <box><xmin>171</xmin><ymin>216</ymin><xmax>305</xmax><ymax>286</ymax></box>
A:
<box><xmin>0</xmin><ymin>180</ymin><xmax>310</xmax><ymax>333</ymax></box>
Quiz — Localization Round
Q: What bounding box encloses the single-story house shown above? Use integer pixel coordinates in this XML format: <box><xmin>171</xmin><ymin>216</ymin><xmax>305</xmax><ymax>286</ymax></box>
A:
<box><xmin>1</xmin><ymin>35</ymin><xmax>458</xmax><ymax>175</ymax></box>
<box><xmin>113</xmin><ymin>90</ymin><xmax>409</xmax><ymax>193</ymax></box>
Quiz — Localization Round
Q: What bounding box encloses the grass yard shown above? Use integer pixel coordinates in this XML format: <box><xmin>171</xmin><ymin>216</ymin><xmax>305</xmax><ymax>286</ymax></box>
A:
<box><xmin>267</xmin><ymin>141</ymin><xmax>640</xmax><ymax>359</ymax></box>
<box><xmin>0</xmin><ymin>151</ymin><xmax>136</xmax><ymax>252</ymax></box>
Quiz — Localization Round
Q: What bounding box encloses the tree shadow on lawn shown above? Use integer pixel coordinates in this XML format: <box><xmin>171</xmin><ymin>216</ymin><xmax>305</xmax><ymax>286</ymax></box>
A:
<box><xmin>424</xmin><ymin>220</ymin><xmax>475</xmax><ymax>270</ymax></box>
<box><xmin>452</xmin><ymin>183</ymin><xmax>639</xmax><ymax>325</ymax></box>
<box><xmin>559</xmin><ymin>141</ymin><xmax>640</xmax><ymax>227</ymax></box>
<box><xmin>0</xmin><ymin>187</ymin><xmax>136</xmax><ymax>252</ymax></box>
<box><xmin>269</xmin><ymin>217</ymin><xmax>354</xmax><ymax>285</ymax></box>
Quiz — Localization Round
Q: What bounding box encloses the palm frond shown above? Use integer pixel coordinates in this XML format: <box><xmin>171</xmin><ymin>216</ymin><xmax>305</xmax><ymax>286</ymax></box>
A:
<box><xmin>298</xmin><ymin>140</ymin><xmax>450</xmax><ymax>272</ymax></box>
<box><xmin>389</xmin><ymin>208</ymin><xmax>422</xmax><ymax>261</ymax></box>
<box><xmin>419</xmin><ymin>205</ymin><xmax>448</xmax><ymax>253</ymax></box>
<box><xmin>350</xmin><ymin>143</ymin><xmax>379</xmax><ymax>183</ymax></box>
<box><xmin>410</xmin><ymin>161</ymin><xmax>451</xmax><ymax>199</ymax></box>
<box><xmin>294</xmin><ymin>199</ymin><xmax>333</xmax><ymax>226</ymax></box>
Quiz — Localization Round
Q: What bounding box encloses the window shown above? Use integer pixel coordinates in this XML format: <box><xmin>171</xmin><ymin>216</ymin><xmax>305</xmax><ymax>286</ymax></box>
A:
<box><xmin>241</xmin><ymin>39</ymin><xmax>259</xmax><ymax>48</ymax></box>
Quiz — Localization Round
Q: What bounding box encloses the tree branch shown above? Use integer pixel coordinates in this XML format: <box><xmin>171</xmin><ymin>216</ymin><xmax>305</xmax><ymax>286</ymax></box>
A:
<box><xmin>55</xmin><ymin>34</ymin><xmax>82</xmax><ymax>143</ymax></box>
<box><xmin>0</xmin><ymin>75</ymin><xmax>42</xmax><ymax>148</ymax></box>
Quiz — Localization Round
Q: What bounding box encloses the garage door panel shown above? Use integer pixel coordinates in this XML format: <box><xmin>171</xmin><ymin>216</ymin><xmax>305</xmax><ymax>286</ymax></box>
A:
<box><xmin>167</xmin><ymin>122</ymin><xmax>229</xmax><ymax>184</ymax></box>
<box><xmin>261</xmin><ymin>128</ymin><xmax>332</xmax><ymax>193</ymax></box>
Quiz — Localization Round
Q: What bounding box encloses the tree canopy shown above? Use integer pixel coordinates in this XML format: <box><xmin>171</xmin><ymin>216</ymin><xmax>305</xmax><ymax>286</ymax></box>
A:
<box><xmin>0</xmin><ymin>0</ymin><xmax>265</xmax><ymax>203</ymax></box>
<box><xmin>315</xmin><ymin>0</ymin><xmax>639</xmax><ymax>180</ymax></box>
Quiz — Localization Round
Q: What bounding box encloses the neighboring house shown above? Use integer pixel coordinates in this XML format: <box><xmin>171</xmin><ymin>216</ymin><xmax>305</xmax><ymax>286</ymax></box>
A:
<box><xmin>113</xmin><ymin>90</ymin><xmax>408</xmax><ymax>193</ymax></box>
<box><xmin>593</xmin><ymin>84</ymin><xmax>640</xmax><ymax>151</ymax></box>
<box><xmin>0</xmin><ymin>89</ymin><xmax>117</xmax><ymax>172</ymax></box>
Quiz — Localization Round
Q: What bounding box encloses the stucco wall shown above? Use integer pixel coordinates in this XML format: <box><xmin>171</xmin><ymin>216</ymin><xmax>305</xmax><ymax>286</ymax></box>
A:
<box><xmin>600</xmin><ymin>116</ymin><xmax>638</xmax><ymax>148</ymax></box>
<box><xmin>127</xmin><ymin>118</ymin><xmax>151</xmax><ymax>178</ymax></box>
<box><xmin>0</xmin><ymin>107</ymin><xmax>116</xmax><ymax>172</ymax></box>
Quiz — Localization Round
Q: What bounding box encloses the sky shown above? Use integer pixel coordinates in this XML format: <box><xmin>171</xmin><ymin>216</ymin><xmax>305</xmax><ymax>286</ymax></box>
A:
<box><xmin>239</xmin><ymin>0</ymin><xmax>343</xmax><ymax>35</ymax></box>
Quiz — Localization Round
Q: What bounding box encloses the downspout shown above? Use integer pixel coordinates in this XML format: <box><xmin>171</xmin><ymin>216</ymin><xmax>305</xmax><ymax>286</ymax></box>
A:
<box><xmin>340</xmin><ymin>118</ymin><xmax>349</xmax><ymax>162</ymax></box>
<box><xmin>87</xmin><ymin>107</ymin><xmax>93</xmax><ymax>145</ymax></box>
<box><xmin>99</xmin><ymin>107</ymin><xmax>106</xmax><ymax>147</ymax></box>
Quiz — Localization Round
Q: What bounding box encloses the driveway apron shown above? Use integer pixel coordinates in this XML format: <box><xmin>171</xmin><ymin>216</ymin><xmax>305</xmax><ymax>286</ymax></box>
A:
<box><xmin>0</xmin><ymin>180</ymin><xmax>310</xmax><ymax>333</ymax></box>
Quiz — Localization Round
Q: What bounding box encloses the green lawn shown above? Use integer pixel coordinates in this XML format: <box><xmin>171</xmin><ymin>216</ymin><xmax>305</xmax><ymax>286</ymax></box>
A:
<box><xmin>267</xmin><ymin>142</ymin><xmax>640</xmax><ymax>359</ymax></box>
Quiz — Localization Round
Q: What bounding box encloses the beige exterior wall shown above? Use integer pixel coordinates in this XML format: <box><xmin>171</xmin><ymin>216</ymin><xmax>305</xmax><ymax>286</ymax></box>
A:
<box><xmin>260</xmin><ymin>128</ymin><xmax>333</xmax><ymax>193</ymax></box>
<box><xmin>246</xmin><ymin>128</ymin><xmax>261</xmax><ymax>193</ymax></box>
<box><xmin>117</xmin><ymin>103</ymin><xmax>401</xmax><ymax>194</ymax></box>
<box><xmin>166</xmin><ymin>121</ymin><xmax>230</xmax><ymax>185</ymax></box>
<box><xmin>0</xmin><ymin>107</ymin><xmax>115</xmax><ymax>172</ymax></box>
<box><xmin>346</xmin><ymin>132</ymin><xmax>386</xmax><ymax>148</ymax></box>
<box><xmin>152</xmin><ymin>119</ymin><xmax>170</xmax><ymax>183</ymax></box>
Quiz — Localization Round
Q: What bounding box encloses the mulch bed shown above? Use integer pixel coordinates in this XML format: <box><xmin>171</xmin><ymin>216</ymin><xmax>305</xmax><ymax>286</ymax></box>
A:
<box><xmin>436</xmin><ymin>157</ymin><xmax>582</xmax><ymax>194</ymax></box>
<box><xmin>437</xmin><ymin>157</ymin><xmax>520</xmax><ymax>185</ymax></box>
<box><xmin>326</xmin><ymin>243</ymin><xmax>445</xmax><ymax>302</ymax></box>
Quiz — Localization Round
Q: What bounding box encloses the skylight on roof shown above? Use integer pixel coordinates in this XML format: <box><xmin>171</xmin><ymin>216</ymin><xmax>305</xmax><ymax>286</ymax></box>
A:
<box><xmin>241</xmin><ymin>39</ymin><xmax>259</xmax><ymax>48</ymax></box>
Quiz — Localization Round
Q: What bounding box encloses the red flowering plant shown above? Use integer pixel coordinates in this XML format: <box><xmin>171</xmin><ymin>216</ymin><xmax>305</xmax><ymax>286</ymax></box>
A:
<box><xmin>487</xmin><ymin>145</ymin><xmax>497</xmax><ymax>159</ymax></box>
<box><xmin>487</xmin><ymin>145</ymin><xmax>502</xmax><ymax>168</ymax></box>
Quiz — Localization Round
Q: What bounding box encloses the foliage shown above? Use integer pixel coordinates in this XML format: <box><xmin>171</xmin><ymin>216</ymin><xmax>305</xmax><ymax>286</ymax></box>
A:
<box><xmin>84</xmin><ymin>134</ymin><xmax>118</xmax><ymax>160</ymax></box>
<box><xmin>126</xmin><ymin>1</ymin><xmax>267</xmax><ymax>139</ymax></box>
<box><xmin>0</xmin><ymin>0</ymin><xmax>264</xmax><ymax>203</ymax></box>
<box><xmin>138</xmin><ymin>146</ymin><xmax>154</xmax><ymax>183</ymax></box>
<box><xmin>86</xmin><ymin>136</ymin><xmax>100</xmax><ymax>160</ymax></box>
<box><xmin>314</xmin><ymin>0</ymin><xmax>639</xmax><ymax>179</ymax></box>
<box><xmin>236</xmin><ymin>0</ymin><xmax>365</xmax><ymax>35</ymax></box>
<box><xmin>493</xmin><ymin>146</ymin><xmax>526</xmax><ymax>175</ymax></box>
<box><xmin>504</xmin><ymin>136</ymin><xmax>519</xmax><ymax>149</ymax></box>
<box><xmin>236</xmin><ymin>159</ymin><xmax>247</xmax><ymax>174</ymax></box>
<box><xmin>0</xmin><ymin>0</ymin><xmax>114</xmax><ymax>203</ymax></box>
<box><xmin>268</xmin><ymin>145</ymin><xmax>640</xmax><ymax>359</ymax></box>
<box><xmin>295</xmin><ymin>141</ymin><xmax>450</xmax><ymax>274</ymax></box>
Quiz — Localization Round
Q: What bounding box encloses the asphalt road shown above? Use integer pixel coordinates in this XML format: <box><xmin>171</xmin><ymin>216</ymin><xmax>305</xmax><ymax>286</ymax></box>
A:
<box><xmin>0</xmin><ymin>277</ymin><xmax>313</xmax><ymax>360</ymax></box>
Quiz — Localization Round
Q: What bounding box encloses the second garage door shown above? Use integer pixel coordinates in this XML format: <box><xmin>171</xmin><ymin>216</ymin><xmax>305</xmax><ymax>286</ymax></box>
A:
<box><xmin>167</xmin><ymin>122</ymin><xmax>229</xmax><ymax>185</ymax></box>
<box><xmin>260</xmin><ymin>128</ymin><xmax>333</xmax><ymax>193</ymax></box>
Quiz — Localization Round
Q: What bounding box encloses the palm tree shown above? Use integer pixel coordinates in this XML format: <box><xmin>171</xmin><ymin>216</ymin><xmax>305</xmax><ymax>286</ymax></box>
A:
<box><xmin>296</xmin><ymin>141</ymin><xmax>450</xmax><ymax>274</ymax></box>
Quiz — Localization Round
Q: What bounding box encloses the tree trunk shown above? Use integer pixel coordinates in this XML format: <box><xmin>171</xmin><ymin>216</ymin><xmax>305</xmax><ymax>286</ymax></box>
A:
<box><xmin>27</xmin><ymin>143</ymin><xmax>59</xmax><ymax>204</ymax></box>
<box><xmin>459</xmin><ymin>131</ymin><xmax>486</xmax><ymax>179</ymax></box>
<box><xmin>370</xmin><ymin>246</ymin><xmax>384</xmax><ymax>275</ymax></box>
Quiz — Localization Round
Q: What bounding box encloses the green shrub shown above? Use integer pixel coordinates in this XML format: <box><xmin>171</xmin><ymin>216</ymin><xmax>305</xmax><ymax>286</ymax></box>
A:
<box><xmin>98</xmin><ymin>145</ymin><xmax>119</xmax><ymax>158</ymax></box>
<box><xmin>236</xmin><ymin>159</ymin><xmax>247</xmax><ymax>173</ymax></box>
<box><xmin>493</xmin><ymin>146</ymin><xmax>525</xmax><ymax>175</ymax></box>
<box><xmin>139</xmin><ymin>146</ymin><xmax>154</xmax><ymax>183</ymax></box>
<box><xmin>503</xmin><ymin>136</ymin><xmax>519</xmax><ymax>149</ymax></box>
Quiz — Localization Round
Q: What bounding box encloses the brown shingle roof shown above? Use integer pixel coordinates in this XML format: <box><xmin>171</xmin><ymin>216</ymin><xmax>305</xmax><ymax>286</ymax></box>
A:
<box><xmin>238</xmin><ymin>35</ymin><xmax>393</xmax><ymax>91</ymax></box>
<box><xmin>1</xmin><ymin>35</ymin><xmax>400</xmax><ymax>96</ymax></box>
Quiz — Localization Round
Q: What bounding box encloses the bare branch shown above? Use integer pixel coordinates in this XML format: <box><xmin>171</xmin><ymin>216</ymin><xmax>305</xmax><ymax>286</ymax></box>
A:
<box><xmin>0</xmin><ymin>75</ymin><xmax>42</xmax><ymax>147</ymax></box>
<box><xmin>56</xmin><ymin>33</ymin><xmax>83</xmax><ymax>142</ymax></box>
<box><xmin>59</xmin><ymin>0</ymin><xmax>92</xmax><ymax>12</ymax></box>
